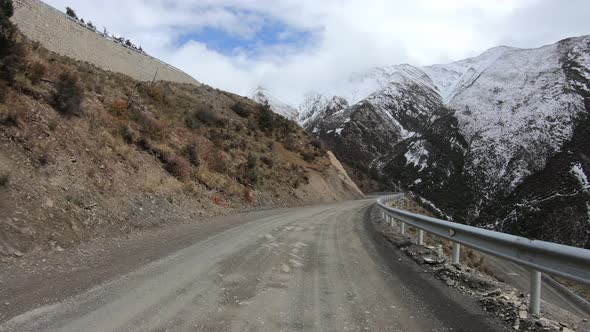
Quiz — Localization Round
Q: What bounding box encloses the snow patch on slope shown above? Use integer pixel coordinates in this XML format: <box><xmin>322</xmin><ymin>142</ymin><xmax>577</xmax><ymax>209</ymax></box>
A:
<box><xmin>572</xmin><ymin>163</ymin><xmax>589</xmax><ymax>190</ymax></box>
<box><xmin>404</xmin><ymin>140</ymin><xmax>429</xmax><ymax>171</ymax></box>
<box><xmin>447</xmin><ymin>42</ymin><xmax>583</xmax><ymax>192</ymax></box>
<box><xmin>251</xmin><ymin>87</ymin><xmax>299</xmax><ymax>121</ymax></box>
<box><xmin>422</xmin><ymin>46</ymin><xmax>515</xmax><ymax>103</ymax></box>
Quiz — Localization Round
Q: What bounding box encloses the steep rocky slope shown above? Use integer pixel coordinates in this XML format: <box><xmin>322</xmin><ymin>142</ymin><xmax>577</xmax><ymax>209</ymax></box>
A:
<box><xmin>260</xmin><ymin>35</ymin><xmax>590</xmax><ymax>247</ymax></box>
<box><xmin>0</xmin><ymin>31</ymin><xmax>362</xmax><ymax>259</ymax></box>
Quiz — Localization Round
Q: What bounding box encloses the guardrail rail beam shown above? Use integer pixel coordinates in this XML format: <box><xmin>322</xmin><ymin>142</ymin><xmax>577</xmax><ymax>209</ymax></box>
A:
<box><xmin>376</xmin><ymin>194</ymin><xmax>590</xmax><ymax>316</ymax></box>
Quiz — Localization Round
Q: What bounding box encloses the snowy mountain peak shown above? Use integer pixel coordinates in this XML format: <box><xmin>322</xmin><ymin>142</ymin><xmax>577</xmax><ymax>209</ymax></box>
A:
<box><xmin>298</xmin><ymin>93</ymin><xmax>349</xmax><ymax>126</ymax></box>
<box><xmin>278</xmin><ymin>35</ymin><xmax>590</xmax><ymax>247</ymax></box>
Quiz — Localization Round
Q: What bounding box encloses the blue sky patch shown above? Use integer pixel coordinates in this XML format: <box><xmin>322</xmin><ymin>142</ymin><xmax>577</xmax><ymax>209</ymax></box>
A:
<box><xmin>177</xmin><ymin>15</ymin><xmax>313</xmax><ymax>56</ymax></box>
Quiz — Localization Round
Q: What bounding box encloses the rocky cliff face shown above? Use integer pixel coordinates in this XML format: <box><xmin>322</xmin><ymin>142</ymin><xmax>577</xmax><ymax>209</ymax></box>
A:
<box><xmin>258</xmin><ymin>35</ymin><xmax>590</xmax><ymax>247</ymax></box>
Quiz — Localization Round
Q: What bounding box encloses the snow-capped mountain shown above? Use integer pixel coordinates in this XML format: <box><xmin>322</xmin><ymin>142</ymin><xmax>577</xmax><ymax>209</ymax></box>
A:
<box><xmin>258</xmin><ymin>35</ymin><xmax>590</xmax><ymax>248</ymax></box>
<box><xmin>250</xmin><ymin>87</ymin><xmax>299</xmax><ymax>121</ymax></box>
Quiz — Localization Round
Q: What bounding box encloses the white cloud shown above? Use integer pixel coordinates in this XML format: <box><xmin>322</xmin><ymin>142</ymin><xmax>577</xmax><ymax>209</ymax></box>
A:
<box><xmin>45</xmin><ymin>0</ymin><xmax>589</xmax><ymax>105</ymax></box>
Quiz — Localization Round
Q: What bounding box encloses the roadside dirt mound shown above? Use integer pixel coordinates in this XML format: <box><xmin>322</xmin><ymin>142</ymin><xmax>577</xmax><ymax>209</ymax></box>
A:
<box><xmin>0</xmin><ymin>33</ymin><xmax>361</xmax><ymax>261</ymax></box>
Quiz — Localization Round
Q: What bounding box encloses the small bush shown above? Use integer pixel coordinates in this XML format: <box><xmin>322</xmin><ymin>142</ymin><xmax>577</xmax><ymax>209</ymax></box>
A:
<box><xmin>247</xmin><ymin>153</ymin><xmax>257</xmax><ymax>169</ymax></box>
<box><xmin>260</xmin><ymin>155</ymin><xmax>273</xmax><ymax>167</ymax></box>
<box><xmin>243</xmin><ymin>188</ymin><xmax>254</xmax><ymax>203</ymax></box>
<box><xmin>310</xmin><ymin>138</ymin><xmax>324</xmax><ymax>150</ymax></box>
<box><xmin>0</xmin><ymin>170</ymin><xmax>9</xmax><ymax>187</ymax></box>
<box><xmin>184</xmin><ymin>116</ymin><xmax>199</xmax><ymax>130</ymax></box>
<box><xmin>52</xmin><ymin>71</ymin><xmax>84</xmax><ymax>116</ymax></box>
<box><xmin>120</xmin><ymin>125</ymin><xmax>137</xmax><ymax>143</ymax></box>
<box><xmin>136</xmin><ymin>113</ymin><xmax>166</xmax><ymax>141</ymax></box>
<box><xmin>258</xmin><ymin>104</ymin><xmax>274</xmax><ymax>131</ymax></box>
<box><xmin>275</xmin><ymin>116</ymin><xmax>297</xmax><ymax>135</ymax></box>
<box><xmin>231</xmin><ymin>102</ymin><xmax>251</xmax><ymax>118</ymax></box>
<box><xmin>0</xmin><ymin>106</ymin><xmax>21</xmax><ymax>127</ymax></box>
<box><xmin>182</xmin><ymin>142</ymin><xmax>200</xmax><ymax>167</ymax></box>
<box><xmin>0</xmin><ymin>79</ymin><xmax>9</xmax><ymax>103</ymax></box>
<box><xmin>302</xmin><ymin>151</ymin><xmax>316</xmax><ymax>162</ymax></box>
<box><xmin>110</xmin><ymin>98</ymin><xmax>128</xmax><ymax>115</ymax></box>
<box><xmin>207</xmin><ymin>149</ymin><xmax>228</xmax><ymax>174</ymax></box>
<box><xmin>165</xmin><ymin>155</ymin><xmax>191</xmax><ymax>182</ymax></box>
<box><xmin>249</xmin><ymin>169</ymin><xmax>258</xmax><ymax>188</ymax></box>
<box><xmin>66</xmin><ymin>6</ymin><xmax>77</xmax><ymax>18</ymax></box>
<box><xmin>195</xmin><ymin>106</ymin><xmax>228</xmax><ymax>127</ymax></box>
<box><xmin>29</xmin><ymin>61</ymin><xmax>47</xmax><ymax>85</ymax></box>
<box><xmin>146</xmin><ymin>84</ymin><xmax>164</xmax><ymax>104</ymax></box>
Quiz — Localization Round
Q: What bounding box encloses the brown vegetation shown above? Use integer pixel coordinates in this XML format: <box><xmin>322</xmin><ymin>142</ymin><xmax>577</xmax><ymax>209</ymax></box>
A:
<box><xmin>0</xmin><ymin>24</ymin><xmax>358</xmax><ymax>260</ymax></box>
<box><xmin>29</xmin><ymin>61</ymin><xmax>47</xmax><ymax>85</ymax></box>
<box><xmin>51</xmin><ymin>71</ymin><xmax>84</xmax><ymax>116</ymax></box>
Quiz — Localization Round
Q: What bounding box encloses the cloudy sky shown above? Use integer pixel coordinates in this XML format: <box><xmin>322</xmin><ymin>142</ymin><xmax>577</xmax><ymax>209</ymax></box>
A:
<box><xmin>45</xmin><ymin>0</ymin><xmax>589</xmax><ymax>105</ymax></box>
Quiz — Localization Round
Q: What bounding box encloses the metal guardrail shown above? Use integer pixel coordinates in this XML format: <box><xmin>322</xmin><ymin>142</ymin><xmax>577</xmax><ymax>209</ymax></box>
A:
<box><xmin>376</xmin><ymin>194</ymin><xmax>590</xmax><ymax>315</ymax></box>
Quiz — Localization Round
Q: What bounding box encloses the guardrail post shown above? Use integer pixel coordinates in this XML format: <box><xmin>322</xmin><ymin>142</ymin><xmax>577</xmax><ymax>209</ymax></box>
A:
<box><xmin>452</xmin><ymin>243</ymin><xmax>461</xmax><ymax>264</ymax></box>
<box><xmin>389</xmin><ymin>216</ymin><xmax>394</xmax><ymax>227</ymax></box>
<box><xmin>529</xmin><ymin>270</ymin><xmax>541</xmax><ymax>315</ymax></box>
<box><xmin>400</xmin><ymin>222</ymin><xmax>405</xmax><ymax>235</ymax></box>
<box><xmin>418</xmin><ymin>229</ymin><xmax>424</xmax><ymax>246</ymax></box>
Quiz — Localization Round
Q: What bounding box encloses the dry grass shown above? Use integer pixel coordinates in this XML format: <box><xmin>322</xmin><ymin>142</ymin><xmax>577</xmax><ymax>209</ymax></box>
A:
<box><xmin>0</xmin><ymin>107</ymin><xmax>22</xmax><ymax>127</ymax></box>
<box><xmin>0</xmin><ymin>94</ymin><xmax>28</xmax><ymax>127</ymax></box>
<box><xmin>164</xmin><ymin>155</ymin><xmax>191</xmax><ymax>182</ymax></box>
<box><xmin>206</xmin><ymin>149</ymin><xmax>229</xmax><ymax>174</ymax></box>
<box><xmin>194</xmin><ymin>105</ymin><xmax>228</xmax><ymax>127</ymax></box>
<box><xmin>110</xmin><ymin>98</ymin><xmax>128</xmax><ymax>116</ymax></box>
<box><xmin>196</xmin><ymin>166</ymin><xmax>227</xmax><ymax>190</ymax></box>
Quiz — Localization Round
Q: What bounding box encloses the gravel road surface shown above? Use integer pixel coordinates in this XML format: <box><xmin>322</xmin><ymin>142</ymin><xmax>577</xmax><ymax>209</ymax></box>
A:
<box><xmin>0</xmin><ymin>199</ymin><xmax>505</xmax><ymax>331</ymax></box>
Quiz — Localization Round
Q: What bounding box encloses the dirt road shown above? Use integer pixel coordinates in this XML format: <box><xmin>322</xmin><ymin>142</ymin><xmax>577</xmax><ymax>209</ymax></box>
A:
<box><xmin>0</xmin><ymin>199</ymin><xmax>505</xmax><ymax>331</ymax></box>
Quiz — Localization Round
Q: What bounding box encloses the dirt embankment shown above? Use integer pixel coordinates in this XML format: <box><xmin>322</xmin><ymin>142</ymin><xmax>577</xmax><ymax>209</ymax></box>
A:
<box><xmin>0</xmin><ymin>33</ymin><xmax>361</xmax><ymax>262</ymax></box>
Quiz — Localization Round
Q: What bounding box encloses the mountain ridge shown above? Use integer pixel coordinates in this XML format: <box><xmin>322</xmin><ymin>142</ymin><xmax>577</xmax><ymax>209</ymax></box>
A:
<box><xmin>255</xmin><ymin>34</ymin><xmax>590</xmax><ymax>247</ymax></box>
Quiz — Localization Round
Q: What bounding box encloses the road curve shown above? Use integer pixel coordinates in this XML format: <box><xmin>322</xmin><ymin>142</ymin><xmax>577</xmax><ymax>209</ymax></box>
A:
<box><xmin>0</xmin><ymin>199</ymin><xmax>505</xmax><ymax>331</ymax></box>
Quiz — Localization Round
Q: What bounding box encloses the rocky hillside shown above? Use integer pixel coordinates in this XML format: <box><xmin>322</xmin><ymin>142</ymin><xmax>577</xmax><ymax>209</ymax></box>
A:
<box><xmin>0</xmin><ymin>18</ymin><xmax>362</xmax><ymax>259</ymax></box>
<box><xmin>260</xmin><ymin>35</ymin><xmax>590</xmax><ymax>248</ymax></box>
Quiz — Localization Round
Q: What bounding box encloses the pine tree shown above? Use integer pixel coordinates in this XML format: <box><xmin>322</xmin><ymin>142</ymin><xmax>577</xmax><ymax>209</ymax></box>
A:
<box><xmin>0</xmin><ymin>0</ymin><xmax>22</xmax><ymax>85</ymax></box>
